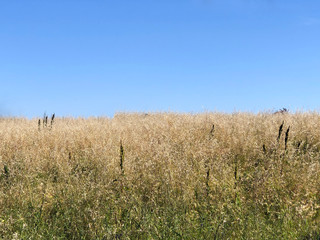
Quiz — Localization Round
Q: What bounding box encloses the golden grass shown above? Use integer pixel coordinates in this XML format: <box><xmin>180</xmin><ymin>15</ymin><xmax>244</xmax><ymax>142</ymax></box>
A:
<box><xmin>0</xmin><ymin>112</ymin><xmax>319</xmax><ymax>239</ymax></box>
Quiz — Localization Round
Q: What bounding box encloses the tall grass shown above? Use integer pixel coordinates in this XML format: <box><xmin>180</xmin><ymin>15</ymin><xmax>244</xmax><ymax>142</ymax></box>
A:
<box><xmin>0</xmin><ymin>112</ymin><xmax>319</xmax><ymax>239</ymax></box>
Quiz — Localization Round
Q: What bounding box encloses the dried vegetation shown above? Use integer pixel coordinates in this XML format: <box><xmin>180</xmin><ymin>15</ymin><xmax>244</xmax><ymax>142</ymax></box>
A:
<box><xmin>0</xmin><ymin>112</ymin><xmax>320</xmax><ymax>239</ymax></box>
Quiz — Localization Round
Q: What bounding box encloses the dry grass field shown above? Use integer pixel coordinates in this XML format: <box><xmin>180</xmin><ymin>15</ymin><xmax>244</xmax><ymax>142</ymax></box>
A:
<box><xmin>0</xmin><ymin>113</ymin><xmax>320</xmax><ymax>239</ymax></box>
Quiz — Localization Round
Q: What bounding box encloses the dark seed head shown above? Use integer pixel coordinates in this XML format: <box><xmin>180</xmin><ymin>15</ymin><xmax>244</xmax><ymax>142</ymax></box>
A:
<box><xmin>285</xmin><ymin>126</ymin><xmax>290</xmax><ymax>150</ymax></box>
<box><xmin>277</xmin><ymin>121</ymin><xmax>284</xmax><ymax>142</ymax></box>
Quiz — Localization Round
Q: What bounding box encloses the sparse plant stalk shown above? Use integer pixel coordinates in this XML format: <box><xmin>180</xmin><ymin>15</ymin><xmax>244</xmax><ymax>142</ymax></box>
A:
<box><xmin>43</xmin><ymin>113</ymin><xmax>48</xmax><ymax>128</ymax></box>
<box><xmin>205</xmin><ymin>160</ymin><xmax>210</xmax><ymax>197</ymax></box>
<box><xmin>38</xmin><ymin>119</ymin><xmax>41</xmax><ymax>131</ymax></box>
<box><xmin>234</xmin><ymin>159</ymin><xmax>238</xmax><ymax>187</ymax></box>
<box><xmin>120</xmin><ymin>140</ymin><xmax>124</xmax><ymax>175</ymax></box>
<box><xmin>277</xmin><ymin>121</ymin><xmax>284</xmax><ymax>142</ymax></box>
<box><xmin>234</xmin><ymin>157</ymin><xmax>239</xmax><ymax>203</ymax></box>
<box><xmin>51</xmin><ymin>113</ymin><xmax>55</xmax><ymax>128</ymax></box>
<box><xmin>285</xmin><ymin>126</ymin><xmax>290</xmax><ymax>151</ymax></box>
<box><xmin>280</xmin><ymin>126</ymin><xmax>291</xmax><ymax>175</ymax></box>
<box><xmin>209</xmin><ymin>124</ymin><xmax>215</xmax><ymax>139</ymax></box>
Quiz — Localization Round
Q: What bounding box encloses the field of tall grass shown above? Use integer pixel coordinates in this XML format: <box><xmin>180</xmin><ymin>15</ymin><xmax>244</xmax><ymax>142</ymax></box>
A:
<box><xmin>0</xmin><ymin>112</ymin><xmax>319</xmax><ymax>239</ymax></box>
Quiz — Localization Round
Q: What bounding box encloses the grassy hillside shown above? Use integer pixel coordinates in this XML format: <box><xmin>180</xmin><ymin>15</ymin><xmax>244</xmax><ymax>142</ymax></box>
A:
<box><xmin>0</xmin><ymin>113</ymin><xmax>319</xmax><ymax>239</ymax></box>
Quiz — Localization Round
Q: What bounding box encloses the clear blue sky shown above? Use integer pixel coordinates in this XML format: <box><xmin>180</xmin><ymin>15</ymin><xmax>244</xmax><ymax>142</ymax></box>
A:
<box><xmin>1</xmin><ymin>0</ymin><xmax>319</xmax><ymax>118</ymax></box>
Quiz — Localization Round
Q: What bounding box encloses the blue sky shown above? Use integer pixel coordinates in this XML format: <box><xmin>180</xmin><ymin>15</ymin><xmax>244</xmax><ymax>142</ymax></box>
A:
<box><xmin>1</xmin><ymin>0</ymin><xmax>319</xmax><ymax>118</ymax></box>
